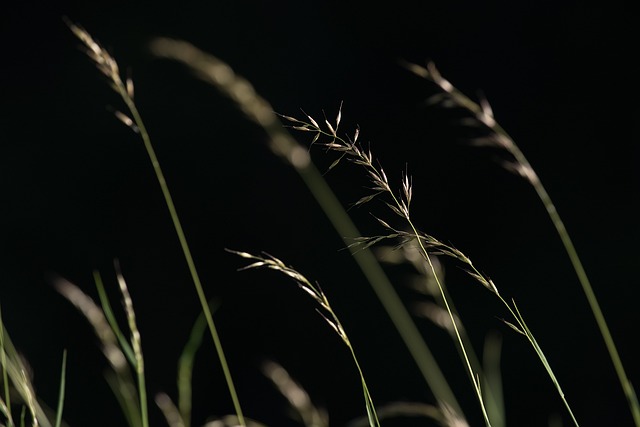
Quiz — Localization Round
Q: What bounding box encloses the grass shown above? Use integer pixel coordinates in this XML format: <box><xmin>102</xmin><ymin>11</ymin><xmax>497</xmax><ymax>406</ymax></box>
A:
<box><xmin>1</xmin><ymin>20</ymin><xmax>637</xmax><ymax>427</ymax></box>
<box><xmin>228</xmin><ymin>249</ymin><xmax>380</xmax><ymax>427</ymax></box>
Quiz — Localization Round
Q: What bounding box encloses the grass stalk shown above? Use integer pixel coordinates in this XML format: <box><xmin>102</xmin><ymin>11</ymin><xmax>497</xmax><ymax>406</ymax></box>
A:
<box><xmin>422</xmin><ymin>237</ymin><xmax>580</xmax><ymax>425</ymax></box>
<box><xmin>285</xmin><ymin>106</ymin><xmax>583</xmax><ymax>425</ymax></box>
<box><xmin>149</xmin><ymin>38</ymin><xmax>464</xmax><ymax>419</ymax></box>
<box><xmin>411</xmin><ymin>227</ymin><xmax>492</xmax><ymax>426</ymax></box>
<box><xmin>114</xmin><ymin>263</ymin><xmax>149</xmax><ymax>427</ymax></box>
<box><xmin>403</xmin><ymin>61</ymin><xmax>639</xmax><ymax>426</ymax></box>
<box><xmin>54</xmin><ymin>350</ymin><xmax>67</xmax><ymax>427</ymax></box>
<box><xmin>288</xmin><ymin>112</ymin><xmax>492</xmax><ymax>425</ymax></box>
<box><xmin>229</xmin><ymin>250</ymin><xmax>380</xmax><ymax>427</ymax></box>
<box><xmin>402</xmin><ymin>249</ymin><xmax>505</xmax><ymax>427</ymax></box>
<box><xmin>66</xmin><ymin>21</ymin><xmax>245</xmax><ymax>426</ymax></box>
<box><xmin>507</xmin><ymin>301</ymin><xmax>579</xmax><ymax>426</ymax></box>
<box><xmin>381</xmin><ymin>246</ymin><xmax>504</xmax><ymax>427</ymax></box>
<box><xmin>94</xmin><ymin>271</ymin><xmax>136</xmax><ymax>366</ymax></box>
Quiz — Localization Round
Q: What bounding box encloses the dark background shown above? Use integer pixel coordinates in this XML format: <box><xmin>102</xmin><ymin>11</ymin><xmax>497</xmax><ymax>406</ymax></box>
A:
<box><xmin>2</xmin><ymin>1</ymin><xmax>639</xmax><ymax>426</ymax></box>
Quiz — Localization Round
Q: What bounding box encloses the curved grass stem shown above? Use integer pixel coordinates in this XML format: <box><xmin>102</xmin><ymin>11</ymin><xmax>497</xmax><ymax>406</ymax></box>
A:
<box><xmin>528</xmin><ymin>162</ymin><xmax>640</xmax><ymax>426</ymax></box>
<box><xmin>119</xmin><ymin>68</ymin><xmax>246</xmax><ymax>427</ymax></box>
<box><xmin>230</xmin><ymin>250</ymin><xmax>381</xmax><ymax>427</ymax></box>
<box><xmin>402</xmin><ymin>60</ymin><xmax>639</xmax><ymax>426</ymax></box>
<box><xmin>67</xmin><ymin>22</ymin><xmax>245</xmax><ymax>426</ymax></box>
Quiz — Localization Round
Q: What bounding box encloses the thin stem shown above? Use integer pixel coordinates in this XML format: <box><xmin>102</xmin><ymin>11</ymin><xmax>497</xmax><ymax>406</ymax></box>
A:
<box><xmin>388</xmin><ymin>193</ymin><xmax>491</xmax><ymax>426</ymax></box>
<box><xmin>54</xmin><ymin>350</ymin><xmax>67</xmax><ymax>427</ymax></box>
<box><xmin>348</xmin><ymin>344</ymin><xmax>380</xmax><ymax>427</ymax></box>
<box><xmin>296</xmin><ymin>159</ymin><xmax>463</xmax><ymax>416</ymax></box>
<box><xmin>120</xmin><ymin>94</ymin><xmax>245</xmax><ymax>426</ymax></box>
<box><xmin>231</xmin><ymin>251</ymin><xmax>380</xmax><ymax>427</ymax></box>
<box><xmin>298</xmin><ymin>116</ymin><xmax>492</xmax><ymax>424</ymax></box>
<box><xmin>525</xmin><ymin>155</ymin><xmax>640</xmax><ymax>426</ymax></box>
<box><xmin>115</xmin><ymin>266</ymin><xmax>148</xmax><ymax>427</ymax></box>
<box><xmin>491</xmin><ymin>108</ymin><xmax>637</xmax><ymax>427</ymax></box>
<box><xmin>407</xmin><ymin>61</ymin><xmax>638</xmax><ymax>425</ymax></box>
<box><xmin>459</xmin><ymin>255</ymin><xmax>580</xmax><ymax>427</ymax></box>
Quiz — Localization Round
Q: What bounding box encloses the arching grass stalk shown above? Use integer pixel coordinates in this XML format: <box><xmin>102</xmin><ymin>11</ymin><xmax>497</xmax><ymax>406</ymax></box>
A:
<box><xmin>285</xmin><ymin>107</ymin><xmax>581</xmax><ymax>426</ymax></box>
<box><xmin>228</xmin><ymin>249</ymin><xmax>381</xmax><ymax>427</ymax></box>
<box><xmin>149</xmin><ymin>38</ymin><xmax>464</xmax><ymax>419</ymax></box>
<box><xmin>403</xmin><ymin>61</ymin><xmax>639</xmax><ymax>426</ymax></box>
<box><xmin>66</xmin><ymin>21</ymin><xmax>245</xmax><ymax>426</ymax></box>
<box><xmin>282</xmin><ymin>110</ymin><xmax>492</xmax><ymax>427</ymax></box>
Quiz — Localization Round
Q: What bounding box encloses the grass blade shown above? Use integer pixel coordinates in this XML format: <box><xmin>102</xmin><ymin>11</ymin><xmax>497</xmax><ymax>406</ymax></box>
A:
<box><xmin>54</xmin><ymin>350</ymin><xmax>67</xmax><ymax>427</ymax></box>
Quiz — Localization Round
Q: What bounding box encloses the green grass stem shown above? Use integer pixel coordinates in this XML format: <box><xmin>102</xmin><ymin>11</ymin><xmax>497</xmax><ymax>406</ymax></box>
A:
<box><xmin>54</xmin><ymin>350</ymin><xmax>67</xmax><ymax>427</ymax></box>
<box><xmin>231</xmin><ymin>250</ymin><xmax>380</xmax><ymax>427</ymax></box>
<box><xmin>404</xmin><ymin>61</ymin><xmax>639</xmax><ymax>426</ymax></box>
<box><xmin>67</xmin><ymin>22</ymin><xmax>245</xmax><ymax>426</ymax></box>
<box><xmin>94</xmin><ymin>271</ymin><xmax>136</xmax><ymax>366</ymax></box>
<box><xmin>115</xmin><ymin>265</ymin><xmax>149</xmax><ymax>427</ymax></box>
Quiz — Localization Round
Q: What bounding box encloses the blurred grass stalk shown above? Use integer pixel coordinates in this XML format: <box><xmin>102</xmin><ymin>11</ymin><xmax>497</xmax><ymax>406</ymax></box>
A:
<box><xmin>149</xmin><ymin>38</ymin><xmax>466</xmax><ymax>420</ymax></box>
<box><xmin>1</xmin><ymin>306</ymin><xmax>67</xmax><ymax>427</ymax></box>
<box><xmin>64</xmin><ymin>24</ymin><xmax>637</xmax><ymax>426</ymax></box>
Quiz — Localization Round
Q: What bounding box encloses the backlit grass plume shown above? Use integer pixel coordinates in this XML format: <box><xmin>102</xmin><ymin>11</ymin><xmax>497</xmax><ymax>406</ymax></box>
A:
<box><xmin>228</xmin><ymin>249</ymin><xmax>380</xmax><ymax>427</ymax></box>
<box><xmin>283</xmin><ymin>105</ymin><xmax>580</xmax><ymax>426</ymax></box>
<box><xmin>402</xmin><ymin>60</ymin><xmax>640</xmax><ymax>427</ymax></box>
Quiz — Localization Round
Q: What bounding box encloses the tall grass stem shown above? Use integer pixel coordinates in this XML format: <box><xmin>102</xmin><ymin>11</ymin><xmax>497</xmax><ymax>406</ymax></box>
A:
<box><xmin>67</xmin><ymin>22</ymin><xmax>245</xmax><ymax>426</ymax></box>
<box><xmin>402</xmin><ymin>61</ymin><xmax>639</xmax><ymax>426</ymax></box>
<box><xmin>119</xmin><ymin>72</ymin><xmax>246</xmax><ymax>427</ymax></box>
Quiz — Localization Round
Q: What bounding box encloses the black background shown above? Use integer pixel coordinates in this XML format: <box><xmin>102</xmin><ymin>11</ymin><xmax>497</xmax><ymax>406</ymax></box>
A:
<box><xmin>2</xmin><ymin>1</ymin><xmax>639</xmax><ymax>426</ymax></box>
